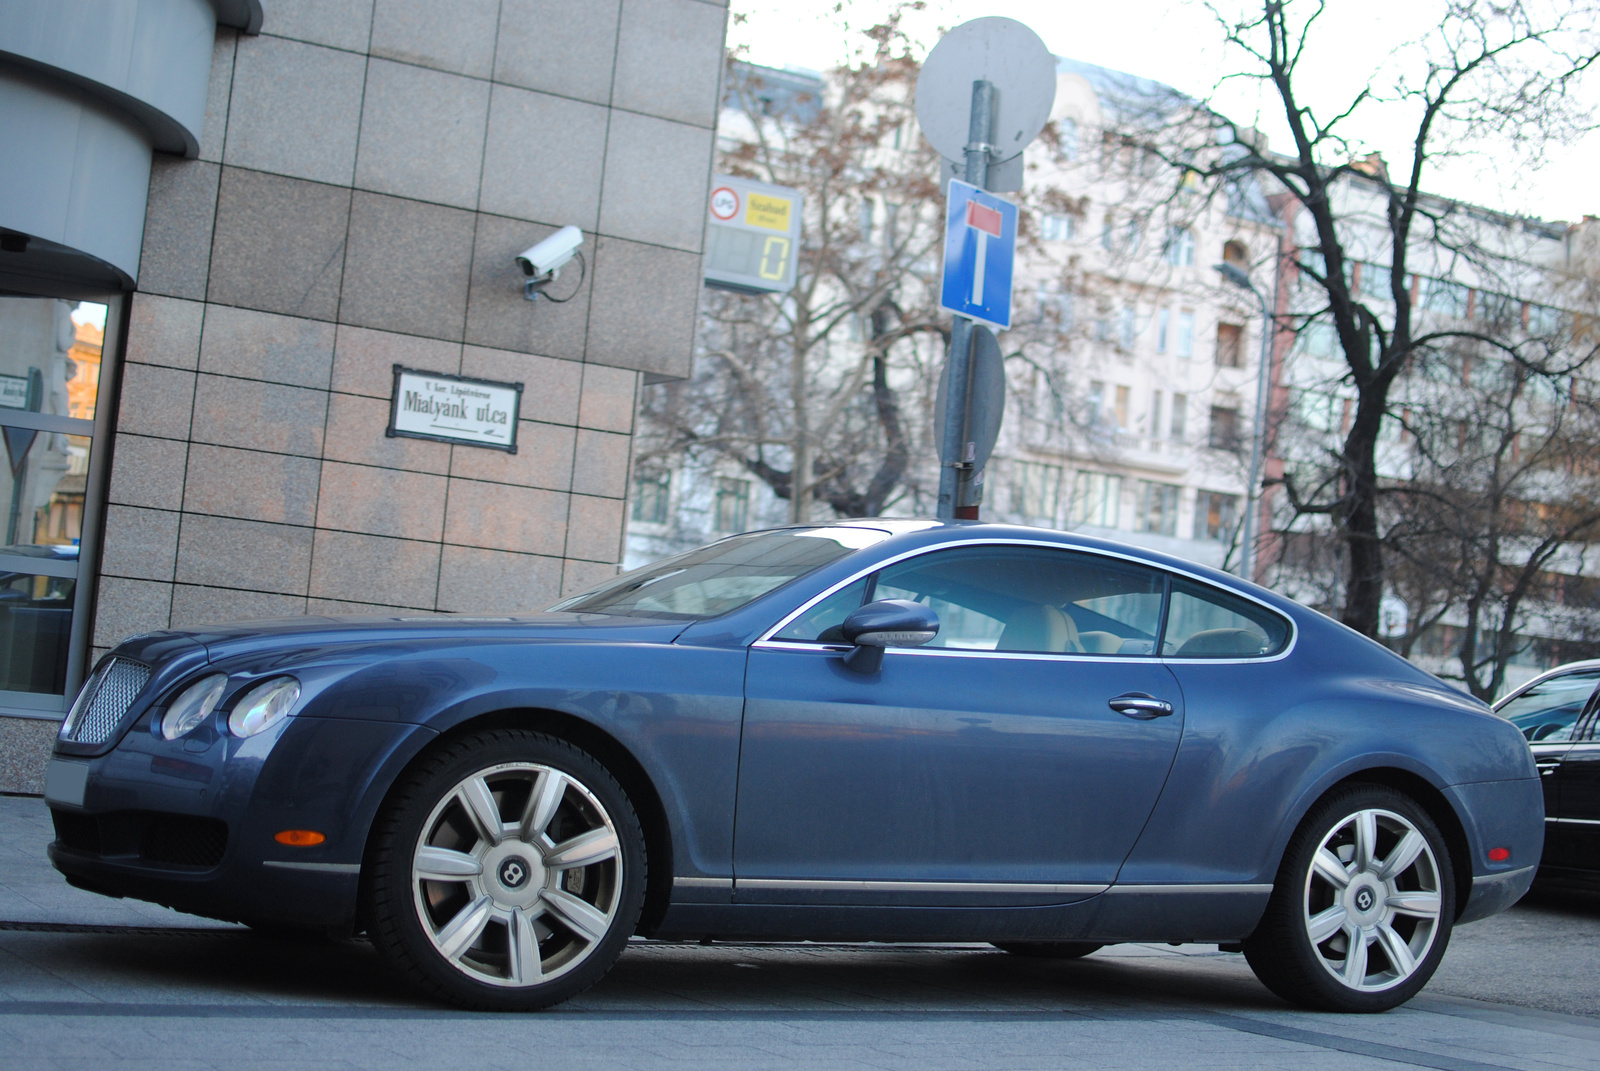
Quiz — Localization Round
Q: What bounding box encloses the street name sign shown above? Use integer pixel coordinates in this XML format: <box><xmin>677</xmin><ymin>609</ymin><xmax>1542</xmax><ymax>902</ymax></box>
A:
<box><xmin>387</xmin><ymin>366</ymin><xmax>522</xmax><ymax>453</ymax></box>
<box><xmin>940</xmin><ymin>179</ymin><xmax>1017</xmax><ymax>330</ymax></box>
<box><xmin>703</xmin><ymin>173</ymin><xmax>802</xmax><ymax>294</ymax></box>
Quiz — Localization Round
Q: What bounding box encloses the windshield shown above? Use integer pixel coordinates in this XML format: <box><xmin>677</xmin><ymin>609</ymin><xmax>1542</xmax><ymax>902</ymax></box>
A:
<box><xmin>550</xmin><ymin>527</ymin><xmax>890</xmax><ymax>620</ymax></box>
<box><xmin>1496</xmin><ymin>669</ymin><xmax>1600</xmax><ymax>742</ymax></box>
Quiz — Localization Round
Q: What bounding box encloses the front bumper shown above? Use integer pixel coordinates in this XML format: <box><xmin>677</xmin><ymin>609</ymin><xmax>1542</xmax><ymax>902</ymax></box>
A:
<box><xmin>46</xmin><ymin>712</ymin><xmax>435</xmax><ymax>928</ymax></box>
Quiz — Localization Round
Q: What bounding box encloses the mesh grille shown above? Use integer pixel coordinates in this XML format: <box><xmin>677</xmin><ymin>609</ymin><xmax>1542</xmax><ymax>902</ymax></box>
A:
<box><xmin>64</xmin><ymin>658</ymin><xmax>151</xmax><ymax>746</ymax></box>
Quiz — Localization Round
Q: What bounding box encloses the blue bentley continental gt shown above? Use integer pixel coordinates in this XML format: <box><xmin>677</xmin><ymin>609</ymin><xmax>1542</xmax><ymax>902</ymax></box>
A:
<box><xmin>43</xmin><ymin>521</ymin><xmax>1540</xmax><ymax>1012</ymax></box>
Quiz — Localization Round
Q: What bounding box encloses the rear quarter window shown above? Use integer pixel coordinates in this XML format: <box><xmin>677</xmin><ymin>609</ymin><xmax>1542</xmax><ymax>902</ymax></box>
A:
<box><xmin>1162</xmin><ymin>577</ymin><xmax>1290</xmax><ymax>658</ymax></box>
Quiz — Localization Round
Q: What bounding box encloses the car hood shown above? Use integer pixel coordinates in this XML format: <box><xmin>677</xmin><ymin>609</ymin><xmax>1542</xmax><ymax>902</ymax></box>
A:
<box><xmin>112</xmin><ymin>611</ymin><xmax>695</xmax><ymax>667</ymax></box>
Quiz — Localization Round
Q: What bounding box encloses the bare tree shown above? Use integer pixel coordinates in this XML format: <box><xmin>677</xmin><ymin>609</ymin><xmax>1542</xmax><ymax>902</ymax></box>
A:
<box><xmin>638</xmin><ymin>12</ymin><xmax>950</xmax><ymax>523</ymax></box>
<box><xmin>1180</xmin><ymin>0</ymin><xmax>1600</xmax><ymax>637</ymax></box>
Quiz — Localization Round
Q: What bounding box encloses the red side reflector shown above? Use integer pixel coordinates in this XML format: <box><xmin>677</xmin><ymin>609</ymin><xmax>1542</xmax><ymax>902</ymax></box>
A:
<box><xmin>1488</xmin><ymin>847</ymin><xmax>1510</xmax><ymax>862</ymax></box>
<box><xmin>275</xmin><ymin>830</ymin><xmax>326</xmax><ymax>847</ymax></box>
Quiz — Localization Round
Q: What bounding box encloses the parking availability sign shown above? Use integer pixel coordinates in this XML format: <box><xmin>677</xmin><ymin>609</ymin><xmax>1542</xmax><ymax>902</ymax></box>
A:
<box><xmin>939</xmin><ymin>179</ymin><xmax>1017</xmax><ymax>330</ymax></box>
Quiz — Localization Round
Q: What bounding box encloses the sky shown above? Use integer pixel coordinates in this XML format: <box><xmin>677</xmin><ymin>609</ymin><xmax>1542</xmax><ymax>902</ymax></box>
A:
<box><xmin>729</xmin><ymin>0</ymin><xmax>1600</xmax><ymax>225</ymax></box>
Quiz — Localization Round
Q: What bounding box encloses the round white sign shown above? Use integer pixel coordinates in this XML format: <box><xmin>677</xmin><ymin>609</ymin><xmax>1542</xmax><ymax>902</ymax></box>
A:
<box><xmin>915</xmin><ymin>17</ymin><xmax>1058</xmax><ymax>165</ymax></box>
<box><xmin>710</xmin><ymin>186</ymin><xmax>739</xmax><ymax>220</ymax></box>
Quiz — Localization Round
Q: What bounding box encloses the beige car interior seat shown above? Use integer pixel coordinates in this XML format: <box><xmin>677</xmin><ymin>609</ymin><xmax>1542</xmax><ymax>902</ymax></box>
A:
<box><xmin>1077</xmin><ymin>630</ymin><xmax>1122</xmax><ymax>654</ymax></box>
<box><xmin>998</xmin><ymin>604</ymin><xmax>1082</xmax><ymax>653</ymax></box>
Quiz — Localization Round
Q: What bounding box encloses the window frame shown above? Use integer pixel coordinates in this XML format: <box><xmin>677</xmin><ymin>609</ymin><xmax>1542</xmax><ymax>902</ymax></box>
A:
<box><xmin>754</xmin><ymin>538</ymin><xmax>1296</xmax><ymax>665</ymax></box>
<box><xmin>0</xmin><ymin>292</ymin><xmax>126</xmax><ymax>720</ymax></box>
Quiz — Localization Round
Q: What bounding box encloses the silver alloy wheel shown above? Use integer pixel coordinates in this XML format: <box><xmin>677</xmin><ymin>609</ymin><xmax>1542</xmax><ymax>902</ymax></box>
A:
<box><xmin>411</xmin><ymin>761</ymin><xmax>623</xmax><ymax>988</ymax></box>
<box><xmin>1302</xmin><ymin>806</ymin><xmax>1443</xmax><ymax>992</ymax></box>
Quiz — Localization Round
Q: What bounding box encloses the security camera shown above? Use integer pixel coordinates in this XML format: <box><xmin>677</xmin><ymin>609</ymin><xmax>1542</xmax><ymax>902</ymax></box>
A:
<box><xmin>516</xmin><ymin>226</ymin><xmax>583</xmax><ymax>281</ymax></box>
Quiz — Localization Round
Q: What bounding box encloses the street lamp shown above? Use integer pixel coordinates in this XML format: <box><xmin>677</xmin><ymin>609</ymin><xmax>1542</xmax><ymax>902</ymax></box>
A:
<box><xmin>1214</xmin><ymin>261</ymin><xmax>1273</xmax><ymax>583</ymax></box>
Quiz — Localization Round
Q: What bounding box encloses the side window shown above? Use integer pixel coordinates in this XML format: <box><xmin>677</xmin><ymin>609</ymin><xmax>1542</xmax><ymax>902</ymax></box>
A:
<box><xmin>870</xmin><ymin>546</ymin><xmax>1165</xmax><ymax>655</ymax></box>
<box><xmin>1498</xmin><ymin>670</ymin><xmax>1600</xmax><ymax>742</ymax></box>
<box><xmin>1162</xmin><ymin>578</ymin><xmax>1290</xmax><ymax>658</ymax></box>
<box><xmin>773</xmin><ymin>577</ymin><xmax>871</xmax><ymax>643</ymax></box>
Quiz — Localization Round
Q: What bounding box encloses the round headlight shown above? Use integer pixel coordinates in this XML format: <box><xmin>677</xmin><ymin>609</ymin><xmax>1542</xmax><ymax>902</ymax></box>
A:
<box><xmin>161</xmin><ymin>674</ymin><xmax>228</xmax><ymax>741</ymax></box>
<box><xmin>228</xmin><ymin>677</ymin><xmax>301</xmax><ymax>738</ymax></box>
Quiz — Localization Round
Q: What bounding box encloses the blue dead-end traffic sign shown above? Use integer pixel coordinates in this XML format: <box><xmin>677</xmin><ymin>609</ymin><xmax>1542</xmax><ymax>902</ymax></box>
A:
<box><xmin>940</xmin><ymin>179</ymin><xmax>1017</xmax><ymax>330</ymax></box>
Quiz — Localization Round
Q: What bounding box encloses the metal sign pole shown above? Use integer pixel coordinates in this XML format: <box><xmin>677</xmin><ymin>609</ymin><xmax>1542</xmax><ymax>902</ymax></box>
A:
<box><xmin>936</xmin><ymin>79</ymin><xmax>993</xmax><ymax>521</ymax></box>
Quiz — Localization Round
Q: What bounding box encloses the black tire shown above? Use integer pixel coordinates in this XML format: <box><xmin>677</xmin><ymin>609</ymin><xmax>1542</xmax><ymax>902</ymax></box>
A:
<box><xmin>1243</xmin><ymin>783</ymin><xmax>1455</xmax><ymax>1013</ymax></box>
<box><xmin>364</xmin><ymin>729</ymin><xmax>646</xmax><ymax>1010</ymax></box>
<box><xmin>992</xmin><ymin>942</ymin><xmax>1103</xmax><ymax>959</ymax></box>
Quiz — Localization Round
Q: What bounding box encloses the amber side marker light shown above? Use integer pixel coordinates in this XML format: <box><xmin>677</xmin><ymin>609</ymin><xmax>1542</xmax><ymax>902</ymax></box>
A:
<box><xmin>274</xmin><ymin>830</ymin><xmax>326</xmax><ymax>847</ymax></box>
<box><xmin>1488</xmin><ymin>847</ymin><xmax>1511</xmax><ymax>862</ymax></box>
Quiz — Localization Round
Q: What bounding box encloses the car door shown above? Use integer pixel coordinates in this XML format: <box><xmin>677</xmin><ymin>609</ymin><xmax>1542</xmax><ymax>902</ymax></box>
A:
<box><xmin>734</xmin><ymin>543</ymin><xmax>1185</xmax><ymax>903</ymax></box>
<box><xmin>1551</xmin><ymin>699</ymin><xmax>1600</xmax><ymax>878</ymax></box>
<box><xmin>1495</xmin><ymin>668</ymin><xmax>1600</xmax><ymax>873</ymax></box>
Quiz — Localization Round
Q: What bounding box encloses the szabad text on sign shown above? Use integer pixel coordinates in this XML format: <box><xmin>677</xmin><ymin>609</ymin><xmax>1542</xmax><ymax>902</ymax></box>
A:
<box><xmin>387</xmin><ymin>366</ymin><xmax>523</xmax><ymax>453</ymax></box>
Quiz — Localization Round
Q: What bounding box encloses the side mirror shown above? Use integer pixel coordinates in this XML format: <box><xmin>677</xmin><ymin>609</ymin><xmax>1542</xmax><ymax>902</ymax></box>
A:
<box><xmin>839</xmin><ymin>599</ymin><xmax>939</xmax><ymax>673</ymax></box>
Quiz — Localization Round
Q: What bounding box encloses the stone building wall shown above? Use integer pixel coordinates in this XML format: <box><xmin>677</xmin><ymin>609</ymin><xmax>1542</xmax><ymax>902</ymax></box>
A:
<box><xmin>0</xmin><ymin>0</ymin><xmax>728</xmax><ymax>793</ymax></box>
<box><xmin>94</xmin><ymin>0</ymin><xmax>727</xmax><ymax>660</ymax></box>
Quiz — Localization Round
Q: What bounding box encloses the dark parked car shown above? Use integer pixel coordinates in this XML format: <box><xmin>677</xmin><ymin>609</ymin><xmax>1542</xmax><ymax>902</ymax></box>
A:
<box><xmin>1495</xmin><ymin>661</ymin><xmax>1600</xmax><ymax>892</ymax></box>
<box><xmin>44</xmin><ymin>521</ymin><xmax>1540</xmax><ymax>1013</ymax></box>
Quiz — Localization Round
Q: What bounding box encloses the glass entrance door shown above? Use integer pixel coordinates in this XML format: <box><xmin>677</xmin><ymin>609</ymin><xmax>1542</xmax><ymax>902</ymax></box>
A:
<box><xmin>0</xmin><ymin>294</ymin><xmax>119</xmax><ymax>718</ymax></box>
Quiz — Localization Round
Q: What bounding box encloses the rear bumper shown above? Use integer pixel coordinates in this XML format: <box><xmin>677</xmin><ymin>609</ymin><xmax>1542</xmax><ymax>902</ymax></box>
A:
<box><xmin>1461</xmin><ymin>864</ymin><xmax>1537</xmax><ymax>925</ymax></box>
<box><xmin>1444</xmin><ymin>777</ymin><xmax>1544</xmax><ymax>925</ymax></box>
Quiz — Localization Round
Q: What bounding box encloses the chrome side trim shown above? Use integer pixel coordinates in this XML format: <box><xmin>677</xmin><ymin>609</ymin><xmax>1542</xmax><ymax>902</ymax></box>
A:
<box><xmin>262</xmin><ymin>861</ymin><xmax>361</xmax><ymax>874</ymax></box>
<box><xmin>673</xmin><ymin>876</ymin><xmax>733</xmax><ymax>889</ymax></box>
<box><xmin>752</xmin><ymin>537</ymin><xmax>1297</xmax><ymax>663</ymax></box>
<box><xmin>736</xmin><ymin>878</ymin><xmax>1109</xmax><ymax>895</ymax></box>
<box><xmin>1472</xmin><ymin>864</ymin><xmax>1536</xmax><ymax>885</ymax></box>
<box><xmin>1548</xmin><ymin>816</ymin><xmax>1600</xmax><ymax>826</ymax></box>
<box><xmin>1104</xmin><ymin>883</ymin><xmax>1273</xmax><ymax>895</ymax></box>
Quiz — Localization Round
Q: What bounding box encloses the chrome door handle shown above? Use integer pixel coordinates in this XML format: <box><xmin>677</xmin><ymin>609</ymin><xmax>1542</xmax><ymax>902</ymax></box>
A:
<box><xmin>1109</xmin><ymin>693</ymin><xmax>1174</xmax><ymax>719</ymax></box>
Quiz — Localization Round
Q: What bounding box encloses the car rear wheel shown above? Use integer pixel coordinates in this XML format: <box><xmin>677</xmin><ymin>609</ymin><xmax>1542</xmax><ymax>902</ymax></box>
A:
<box><xmin>992</xmin><ymin>942</ymin><xmax>1103</xmax><ymax>959</ymax></box>
<box><xmin>1243</xmin><ymin>784</ymin><xmax>1454</xmax><ymax>1013</ymax></box>
<box><xmin>365</xmin><ymin>729</ymin><xmax>646</xmax><ymax>1010</ymax></box>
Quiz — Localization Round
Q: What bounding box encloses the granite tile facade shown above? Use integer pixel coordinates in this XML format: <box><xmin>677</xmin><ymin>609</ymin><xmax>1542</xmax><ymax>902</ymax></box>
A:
<box><xmin>87</xmin><ymin>0</ymin><xmax>727</xmax><ymax>661</ymax></box>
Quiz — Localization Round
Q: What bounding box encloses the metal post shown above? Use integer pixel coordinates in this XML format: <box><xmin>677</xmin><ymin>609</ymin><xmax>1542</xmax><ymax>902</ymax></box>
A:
<box><xmin>936</xmin><ymin>79</ymin><xmax>994</xmax><ymax>521</ymax></box>
<box><xmin>1239</xmin><ymin>287</ymin><xmax>1273</xmax><ymax>583</ymax></box>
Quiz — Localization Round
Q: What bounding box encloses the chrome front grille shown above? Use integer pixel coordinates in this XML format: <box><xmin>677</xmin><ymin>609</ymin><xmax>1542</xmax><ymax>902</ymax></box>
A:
<box><xmin>60</xmin><ymin>658</ymin><xmax>152</xmax><ymax>746</ymax></box>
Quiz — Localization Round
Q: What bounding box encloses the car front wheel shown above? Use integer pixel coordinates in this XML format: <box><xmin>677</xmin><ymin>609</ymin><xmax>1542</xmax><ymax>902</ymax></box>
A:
<box><xmin>1243</xmin><ymin>784</ymin><xmax>1454</xmax><ymax>1013</ymax></box>
<box><xmin>365</xmin><ymin>729</ymin><xmax>646</xmax><ymax>1010</ymax></box>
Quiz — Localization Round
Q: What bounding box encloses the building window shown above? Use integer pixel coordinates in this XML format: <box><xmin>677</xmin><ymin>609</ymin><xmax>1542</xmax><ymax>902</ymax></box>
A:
<box><xmin>1012</xmin><ymin>461</ymin><xmax>1063</xmax><ymax>521</ymax></box>
<box><xmin>1070</xmin><ymin>471</ymin><xmax>1122</xmax><ymax>527</ymax></box>
<box><xmin>1165</xmin><ymin>226</ymin><xmax>1195</xmax><ymax>266</ymax></box>
<box><xmin>1156</xmin><ymin>308</ymin><xmax>1170</xmax><ymax>353</ymax></box>
<box><xmin>1100</xmin><ymin>213</ymin><xmax>1115</xmax><ymax>251</ymax></box>
<box><xmin>1113</xmin><ymin>385</ymin><xmax>1131</xmax><ymax>431</ymax></box>
<box><xmin>1149</xmin><ymin>390</ymin><xmax>1163</xmax><ymax>439</ymax></box>
<box><xmin>1221</xmin><ymin>239</ymin><xmax>1248</xmax><ymax>267</ymax></box>
<box><xmin>1527</xmin><ymin>303</ymin><xmax>1565</xmax><ymax>336</ymax></box>
<box><xmin>1170</xmin><ymin>393</ymin><xmax>1188</xmax><ymax>440</ymax></box>
<box><xmin>1193</xmin><ymin>491</ymin><xmax>1240</xmax><ymax>541</ymax></box>
<box><xmin>1059</xmin><ymin>117</ymin><xmax>1079</xmax><ymax>159</ymax></box>
<box><xmin>1118</xmin><ymin>306</ymin><xmax>1137</xmax><ymax>349</ymax></box>
<box><xmin>713</xmin><ymin>477</ymin><xmax>750</xmax><ymax>532</ymax></box>
<box><xmin>1041</xmin><ymin>213</ymin><xmax>1075</xmax><ymax>241</ymax></box>
<box><xmin>1087</xmin><ymin>380</ymin><xmax>1105</xmax><ymax>427</ymax></box>
<box><xmin>1</xmin><ymin>295</ymin><xmax>118</xmax><ymax>709</ymax></box>
<box><xmin>1176</xmin><ymin>310</ymin><xmax>1195</xmax><ymax>357</ymax></box>
<box><xmin>1126</xmin><ymin>218</ymin><xmax>1142</xmax><ymax>254</ymax></box>
<box><xmin>1421</xmin><ymin>277</ymin><xmax>1469</xmax><ymax>318</ymax></box>
<box><xmin>1136</xmin><ymin>481</ymin><xmax>1180</xmax><ymax>535</ymax></box>
<box><xmin>1036</xmin><ymin>287</ymin><xmax>1073</xmax><ymax>330</ymax></box>
<box><xmin>1209</xmin><ymin>406</ymin><xmax>1240</xmax><ymax>450</ymax></box>
<box><xmin>631</xmin><ymin>470</ymin><xmax>670</xmax><ymax>524</ymax></box>
<box><xmin>1215</xmin><ymin>322</ymin><xmax>1243</xmax><ymax>367</ymax></box>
